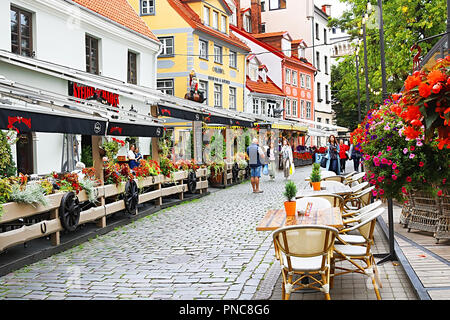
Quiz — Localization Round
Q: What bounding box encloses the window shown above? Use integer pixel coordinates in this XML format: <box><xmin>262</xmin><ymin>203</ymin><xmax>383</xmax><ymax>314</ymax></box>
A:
<box><xmin>332</xmin><ymin>27</ymin><xmax>336</xmax><ymax>34</ymax></box>
<box><xmin>306</xmin><ymin>101</ymin><xmax>311</xmax><ymax>119</ymax></box>
<box><xmin>315</xmin><ymin>23</ymin><xmax>319</xmax><ymax>40</ymax></box>
<box><xmin>261</xmin><ymin>23</ymin><xmax>266</xmax><ymax>33</ymax></box>
<box><xmin>270</xmin><ymin>0</ymin><xmax>286</xmax><ymax>10</ymax></box>
<box><xmin>260</xmin><ymin>100</ymin><xmax>266</xmax><ymax>115</ymax></box>
<box><xmin>285</xmin><ymin>69</ymin><xmax>291</xmax><ymax>84</ymax></box>
<box><xmin>306</xmin><ymin>75</ymin><xmax>311</xmax><ymax>90</ymax></box>
<box><xmin>292</xmin><ymin>71</ymin><xmax>298</xmax><ymax>86</ymax></box>
<box><xmin>157</xmin><ymin>79</ymin><xmax>174</xmax><ymax>95</ymax></box>
<box><xmin>299</xmin><ymin>46</ymin><xmax>305</xmax><ymax>58</ymax></box>
<box><xmin>85</xmin><ymin>35</ymin><xmax>99</xmax><ymax>74</ymax></box>
<box><xmin>159</xmin><ymin>37</ymin><xmax>174</xmax><ymax>56</ymax></box>
<box><xmin>252</xmin><ymin>98</ymin><xmax>259</xmax><ymax>114</ymax></box>
<box><xmin>244</xmin><ymin>15</ymin><xmax>251</xmax><ymax>33</ymax></box>
<box><xmin>203</xmin><ymin>6</ymin><xmax>210</xmax><ymax>25</ymax></box>
<box><xmin>325</xmin><ymin>56</ymin><xmax>328</xmax><ymax>74</ymax></box>
<box><xmin>316</xmin><ymin>52</ymin><xmax>320</xmax><ymax>71</ymax></box>
<box><xmin>326</xmin><ymin>118</ymin><xmax>330</xmax><ymax>124</ymax></box>
<box><xmin>317</xmin><ymin>82</ymin><xmax>322</xmax><ymax>102</ymax></box>
<box><xmin>214</xmin><ymin>45</ymin><xmax>222</xmax><ymax>64</ymax></box>
<box><xmin>261</xmin><ymin>0</ymin><xmax>266</xmax><ymax>12</ymax></box>
<box><xmin>214</xmin><ymin>84</ymin><xmax>222</xmax><ymax>108</ymax></box>
<box><xmin>324</xmin><ymin>28</ymin><xmax>327</xmax><ymax>44</ymax></box>
<box><xmin>199</xmin><ymin>80</ymin><xmax>208</xmax><ymax>104</ymax></box>
<box><xmin>300</xmin><ymin>74</ymin><xmax>305</xmax><ymax>88</ymax></box>
<box><xmin>325</xmin><ymin>84</ymin><xmax>330</xmax><ymax>103</ymax></box>
<box><xmin>199</xmin><ymin>40</ymin><xmax>208</xmax><ymax>59</ymax></box>
<box><xmin>127</xmin><ymin>51</ymin><xmax>137</xmax><ymax>85</ymax></box>
<box><xmin>300</xmin><ymin>100</ymin><xmax>305</xmax><ymax>118</ymax></box>
<box><xmin>285</xmin><ymin>99</ymin><xmax>291</xmax><ymax>116</ymax></box>
<box><xmin>292</xmin><ymin>99</ymin><xmax>297</xmax><ymax>117</ymax></box>
<box><xmin>221</xmin><ymin>15</ymin><xmax>227</xmax><ymax>33</ymax></box>
<box><xmin>229</xmin><ymin>87</ymin><xmax>236</xmax><ymax>110</ymax></box>
<box><xmin>318</xmin><ymin>117</ymin><xmax>322</xmax><ymax>122</ymax></box>
<box><xmin>229</xmin><ymin>51</ymin><xmax>237</xmax><ymax>68</ymax></box>
<box><xmin>10</xmin><ymin>6</ymin><xmax>33</xmax><ymax>57</ymax></box>
<box><xmin>140</xmin><ymin>0</ymin><xmax>155</xmax><ymax>15</ymax></box>
<box><xmin>249</xmin><ymin>63</ymin><xmax>258</xmax><ymax>81</ymax></box>
<box><xmin>213</xmin><ymin>11</ymin><xmax>219</xmax><ymax>29</ymax></box>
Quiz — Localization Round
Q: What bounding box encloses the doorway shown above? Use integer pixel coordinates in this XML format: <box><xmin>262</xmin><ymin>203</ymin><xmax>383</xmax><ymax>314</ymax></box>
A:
<box><xmin>16</xmin><ymin>132</ymin><xmax>34</xmax><ymax>174</ymax></box>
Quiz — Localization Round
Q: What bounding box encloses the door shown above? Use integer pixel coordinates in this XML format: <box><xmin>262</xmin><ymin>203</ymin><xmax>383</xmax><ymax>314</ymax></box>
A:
<box><xmin>16</xmin><ymin>133</ymin><xmax>34</xmax><ymax>174</ymax></box>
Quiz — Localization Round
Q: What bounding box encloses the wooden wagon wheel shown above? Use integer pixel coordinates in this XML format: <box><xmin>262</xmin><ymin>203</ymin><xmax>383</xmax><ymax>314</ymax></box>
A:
<box><xmin>232</xmin><ymin>162</ymin><xmax>239</xmax><ymax>181</ymax></box>
<box><xmin>124</xmin><ymin>179</ymin><xmax>139</xmax><ymax>215</ymax></box>
<box><xmin>59</xmin><ymin>192</ymin><xmax>81</xmax><ymax>232</ymax></box>
<box><xmin>187</xmin><ymin>170</ymin><xmax>197</xmax><ymax>194</ymax></box>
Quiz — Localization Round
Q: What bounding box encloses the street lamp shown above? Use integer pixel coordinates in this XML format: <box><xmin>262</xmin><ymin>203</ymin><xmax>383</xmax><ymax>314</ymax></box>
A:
<box><xmin>355</xmin><ymin>46</ymin><xmax>361</xmax><ymax>123</ymax></box>
<box><xmin>361</xmin><ymin>19</ymin><xmax>370</xmax><ymax>115</ymax></box>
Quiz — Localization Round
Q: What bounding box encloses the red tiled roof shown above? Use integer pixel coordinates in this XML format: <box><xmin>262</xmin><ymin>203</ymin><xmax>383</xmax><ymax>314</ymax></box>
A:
<box><xmin>253</xmin><ymin>32</ymin><xmax>292</xmax><ymax>41</ymax></box>
<box><xmin>246</xmin><ymin>76</ymin><xmax>285</xmax><ymax>96</ymax></box>
<box><xmin>72</xmin><ymin>0</ymin><xmax>158</xmax><ymax>41</ymax></box>
<box><xmin>168</xmin><ymin>0</ymin><xmax>251</xmax><ymax>52</ymax></box>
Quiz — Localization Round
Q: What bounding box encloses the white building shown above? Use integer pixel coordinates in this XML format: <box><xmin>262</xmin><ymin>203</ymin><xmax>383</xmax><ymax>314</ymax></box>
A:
<box><xmin>0</xmin><ymin>0</ymin><xmax>162</xmax><ymax>175</ymax></box>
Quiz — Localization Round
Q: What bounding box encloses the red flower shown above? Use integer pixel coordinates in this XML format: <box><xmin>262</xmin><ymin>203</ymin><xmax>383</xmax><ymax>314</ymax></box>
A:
<box><xmin>418</xmin><ymin>83</ymin><xmax>431</xmax><ymax>98</ymax></box>
<box><xmin>410</xmin><ymin>145</ymin><xmax>415</xmax><ymax>151</ymax></box>
<box><xmin>406</xmin><ymin>176</ymin><xmax>412</xmax><ymax>182</ymax></box>
<box><xmin>419</xmin><ymin>161</ymin><xmax>424</xmax><ymax>167</ymax></box>
<box><xmin>402</xmin><ymin>187</ymin><xmax>408</xmax><ymax>194</ymax></box>
<box><xmin>432</xmin><ymin>83</ymin><xmax>442</xmax><ymax>94</ymax></box>
<box><xmin>427</xmin><ymin>69</ymin><xmax>446</xmax><ymax>86</ymax></box>
<box><xmin>437</xmin><ymin>190</ymin><xmax>443</xmax><ymax>197</ymax></box>
<box><xmin>404</xmin><ymin>74</ymin><xmax>421</xmax><ymax>90</ymax></box>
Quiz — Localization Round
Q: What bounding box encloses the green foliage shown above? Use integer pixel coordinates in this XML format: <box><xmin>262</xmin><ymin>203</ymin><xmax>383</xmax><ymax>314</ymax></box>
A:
<box><xmin>79</xmin><ymin>178</ymin><xmax>98</xmax><ymax>203</ymax></box>
<box><xmin>0</xmin><ymin>131</ymin><xmax>17</xmax><ymax>177</ymax></box>
<box><xmin>329</xmin><ymin>0</ymin><xmax>447</xmax><ymax>130</ymax></box>
<box><xmin>81</xmin><ymin>145</ymin><xmax>93</xmax><ymax>167</ymax></box>
<box><xmin>283</xmin><ymin>181</ymin><xmax>297</xmax><ymax>202</ymax></box>
<box><xmin>310</xmin><ymin>163</ymin><xmax>322</xmax><ymax>182</ymax></box>
<box><xmin>11</xmin><ymin>183</ymin><xmax>48</xmax><ymax>208</ymax></box>
<box><xmin>0</xmin><ymin>177</ymin><xmax>13</xmax><ymax>218</ymax></box>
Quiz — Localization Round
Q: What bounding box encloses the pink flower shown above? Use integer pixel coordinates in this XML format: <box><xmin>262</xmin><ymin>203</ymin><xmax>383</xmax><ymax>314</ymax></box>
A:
<box><xmin>392</xmin><ymin>174</ymin><xmax>398</xmax><ymax>180</ymax></box>
<box><xmin>377</xmin><ymin>176</ymin><xmax>384</xmax><ymax>182</ymax></box>
<box><xmin>402</xmin><ymin>187</ymin><xmax>407</xmax><ymax>194</ymax></box>
<box><xmin>409</xmin><ymin>153</ymin><xmax>415</xmax><ymax>159</ymax></box>
<box><xmin>370</xmin><ymin>173</ymin><xmax>375</xmax><ymax>179</ymax></box>
<box><xmin>395</xmin><ymin>169</ymin><xmax>400</xmax><ymax>174</ymax></box>
<box><xmin>372</xmin><ymin>190</ymin><xmax>378</xmax><ymax>196</ymax></box>
<box><xmin>381</xmin><ymin>158</ymin><xmax>388</xmax><ymax>164</ymax></box>
<box><xmin>443</xmin><ymin>178</ymin><xmax>446</xmax><ymax>184</ymax></box>
<box><xmin>392</xmin><ymin>163</ymin><xmax>397</xmax><ymax>170</ymax></box>
<box><xmin>379</xmin><ymin>189</ymin><xmax>385</xmax><ymax>195</ymax></box>
<box><xmin>387</xmin><ymin>146</ymin><xmax>392</xmax><ymax>152</ymax></box>
<box><xmin>403</xmin><ymin>148</ymin><xmax>408</xmax><ymax>154</ymax></box>
<box><xmin>388</xmin><ymin>160</ymin><xmax>392</xmax><ymax>165</ymax></box>
<box><xmin>416</xmin><ymin>140</ymin><xmax>423</xmax><ymax>147</ymax></box>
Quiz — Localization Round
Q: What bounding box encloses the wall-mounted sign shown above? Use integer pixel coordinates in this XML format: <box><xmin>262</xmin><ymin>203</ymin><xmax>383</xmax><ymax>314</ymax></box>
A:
<box><xmin>68</xmin><ymin>81</ymin><xmax>119</xmax><ymax>107</ymax></box>
<box><xmin>207</xmin><ymin>76</ymin><xmax>230</xmax><ymax>84</ymax></box>
<box><xmin>212</xmin><ymin>66</ymin><xmax>224</xmax><ymax>74</ymax></box>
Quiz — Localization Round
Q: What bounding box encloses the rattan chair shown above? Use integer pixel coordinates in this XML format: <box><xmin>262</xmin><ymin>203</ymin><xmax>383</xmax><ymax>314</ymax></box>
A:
<box><xmin>407</xmin><ymin>190</ymin><xmax>440</xmax><ymax>234</ymax></box>
<box><xmin>435</xmin><ymin>191</ymin><xmax>450</xmax><ymax>243</ymax></box>
<box><xmin>341</xmin><ymin>171</ymin><xmax>357</xmax><ymax>179</ymax></box>
<box><xmin>273</xmin><ymin>225</ymin><xmax>338</xmax><ymax>300</ymax></box>
<box><xmin>297</xmin><ymin>193</ymin><xmax>344</xmax><ymax>212</ymax></box>
<box><xmin>331</xmin><ymin>208</ymin><xmax>385</xmax><ymax>300</ymax></box>
<box><xmin>342</xmin><ymin>200</ymin><xmax>383</xmax><ymax>222</ymax></box>
<box><xmin>344</xmin><ymin>172</ymin><xmax>366</xmax><ymax>186</ymax></box>
<box><xmin>296</xmin><ymin>197</ymin><xmax>332</xmax><ymax>212</ymax></box>
<box><xmin>322</xmin><ymin>175</ymin><xmax>345</xmax><ymax>183</ymax></box>
<box><xmin>343</xmin><ymin>186</ymin><xmax>375</xmax><ymax>211</ymax></box>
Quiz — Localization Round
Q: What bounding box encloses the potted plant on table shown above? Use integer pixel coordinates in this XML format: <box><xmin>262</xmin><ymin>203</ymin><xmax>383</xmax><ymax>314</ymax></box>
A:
<box><xmin>283</xmin><ymin>180</ymin><xmax>298</xmax><ymax>216</ymax></box>
<box><xmin>310</xmin><ymin>163</ymin><xmax>322</xmax><ymax>191</ymax></box>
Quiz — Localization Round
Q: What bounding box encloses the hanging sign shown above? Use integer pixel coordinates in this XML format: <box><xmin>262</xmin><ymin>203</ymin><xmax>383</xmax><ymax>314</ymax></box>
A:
<box><xmin>68</xmin><ymin>81</ymin><xmax>119</xmax><ymax>107</ymax></box>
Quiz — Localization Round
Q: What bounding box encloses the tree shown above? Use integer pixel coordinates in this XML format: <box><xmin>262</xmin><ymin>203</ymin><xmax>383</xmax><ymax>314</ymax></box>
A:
<box><xmin>330</xmin><ymin>0</ymin><xmax>447</xmax><ymax>129</ymax></box>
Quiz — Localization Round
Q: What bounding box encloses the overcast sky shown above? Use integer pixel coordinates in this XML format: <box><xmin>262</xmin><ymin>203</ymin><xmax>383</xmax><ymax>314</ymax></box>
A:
<box><xmin>315</xmin><ymin>0</ymin><xmax>351</xmax><ymax>19</ymax></box>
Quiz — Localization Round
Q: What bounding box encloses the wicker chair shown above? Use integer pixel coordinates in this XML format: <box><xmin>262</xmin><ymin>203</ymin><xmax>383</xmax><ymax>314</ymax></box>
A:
<box><xmin>407</xmin><ymin>190</ymin><xmax>440</xmax><ymax>234</ymax></box>
<box><xmin>434</xmin><ymin>190</ymin><xmax>450</xmax><ymax>243</ymax></box>
<box><xmin>322</xmin><ymin>175</ymin><xmax>345</xmax><ymax>183</ymax></box>
<box><xmin>343</xmin><ymin>186</ymin><xmax>375</xmax><ymax>212</ymax></box>
<box><xmin>399</xmin><ymin>194</ymin><xmax>414</xmax><ymax>228</ymax></box>
<box><xmin>273</xmin><ymin>225</ymin><xmax>338</xmax><ymax>300</ymax></box>
<box><xmin>343</xmin><ymin>172</ymin><xmax>366</xmax><ymax>186</ymax></box>
<box><xmin>331</xmin><ymin>208</ymin><xmax>385</xmax><ymax>300</ymax></box>
<box><xmin>342</xmin><ymin>200</ymin><xmax>383</xmax><ymax>226</ymax></box>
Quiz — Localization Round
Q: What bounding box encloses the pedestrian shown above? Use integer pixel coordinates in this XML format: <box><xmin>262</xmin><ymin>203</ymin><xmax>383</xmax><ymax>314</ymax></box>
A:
<box><xmin>339</xmin><ymin>139</ymin><xmax>349</xmax><ymax>173</ymax></box>
<box><xmin>135</xmin><ymin>147</ymin><xmax>143</xmax><ymax>163</ymax></box>
<box><xmin>127</xmin><ymin>144</ymin><xmax>138</xmax><ymax>170</ymax></box>
<box><xmin>349</xmin><ymin>143</ymin><xmax>362</xmax><ymax>172</ymax></box>
<box><xmin>281</xmin><ymin>138</ymin><xmax>294</xmax><ymax>180</ymax></box>
<box><xmin>267</xmin><ymin>141</ymin><xmax>276</xmax><ymax>180</ymax></box>
<box><xmin>246</xmin><ymin>137</ymin><xmax>265</xmax><ymax>193</ymax></box>
<box><xmin>326</xmin><ymin>135</ymin><xmax>341</xmax><ymax>175</ymax></box>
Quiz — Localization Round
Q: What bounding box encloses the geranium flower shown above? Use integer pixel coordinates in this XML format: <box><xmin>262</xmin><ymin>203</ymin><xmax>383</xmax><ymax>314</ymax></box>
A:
<box><xmin>392</xmin><ymin>163</ymin><xmax>397</xmax><ymax>170</ymax></box>
<box><xmin>410</xmin><ymin>145</ymin><xmax>415</xmax><ymax>151</ymax></box>
<box><xmin>381</xmin><ymin>158</ymin><xmax>388</xmax><ymax>164</ymax></box>
<box><xmin>379</xmin><ymin>189</ymin><xmax>385</xmax><ymax>195</ymax></box>
<box><xmin>419</xmin><ymin>161</ymin><xmax>424</xmax><ymax>167</ymax></box>
<box><xmin>395</xmin><ymin>169</ymin><xmax>400</xmax><ymax>174</ymax></box>
<box><xmin>377</xmin><ymin>176</ymin><xmax>384</xmax><ymax>182</ymax></box>
<box><xmin>409</xmin><ymin>153</ymin><xmax>415</xmax><ymax>159</ymax></box>
<box><xmin>404</xmin><ymin>74</ymin><xmax>422</xmax><ymax>90</ymax></box>
<box><xmin>392</xmin><ymin>174</ymin><xmax>398</xmax><ymax>180</ymax></box>
<box><xmin>406</xmin><ymin>176</ymin><xmax>412</xmax><ymax>182</ymax></box>
<box><xmin>437</xmin><ymin>190</ymin><xmax>443</xmax><ymax>197</ymax></box>
<box><xmin>372</xmin><ymin>190</ymin><xmax>378</xmax><ymax>196</ymax></box>
<box><xmin>427</xmin><ymin>69</ymin><xmax>446</xmax><ymax>86</ymax></box>
<box><xmin>403</xmin><ymin>148</ymin><xmax>408</xmax><ymax>154</ymax></box>
<box><xmin>387</xmin><ymin>146</ymin><xmax>392</xmax><ymax>152</ymax></box>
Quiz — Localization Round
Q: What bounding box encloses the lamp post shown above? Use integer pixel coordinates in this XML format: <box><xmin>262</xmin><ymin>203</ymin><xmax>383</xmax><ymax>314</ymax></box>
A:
<box><xmin>362</xmin><ymin>22</ymin><xmax>370</xmax><ymax>115</ymax></box>
<box><xmin>355</xmin><ymin>48</ymin><xmax>361</xmax><ymax>123</ymax></box>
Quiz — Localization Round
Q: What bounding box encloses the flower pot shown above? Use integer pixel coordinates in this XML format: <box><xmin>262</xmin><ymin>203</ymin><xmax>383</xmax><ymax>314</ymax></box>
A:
<box><xmin>311</xmin><ymin>181</ymin><xmax>321</xmax><ymax>191</ymax></box>
<box><xmin>284</xmin><ymin>201</ymin><xmax>297</xmax><ymax>216</ymax></box>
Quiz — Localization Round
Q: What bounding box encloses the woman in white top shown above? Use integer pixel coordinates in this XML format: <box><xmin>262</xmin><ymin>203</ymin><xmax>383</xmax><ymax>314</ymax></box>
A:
<box><xmin>281</xmin><ymin>138</ymin><xmax>294</xmax><ymax>179</ymax></box>
<box><xmin>266</xmin><ymin>141</ymin><xmax>276</xmax><ymax>180</ymax></box>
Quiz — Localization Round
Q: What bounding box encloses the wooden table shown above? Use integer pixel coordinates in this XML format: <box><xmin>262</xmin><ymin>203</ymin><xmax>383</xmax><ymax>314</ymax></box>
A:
<box><xmin>297</xmin><ymin>181</ymin><xmax>352</xmax><ymax>197</ymax></box>
<box><xmin>256</xmin><ymin>207</ymin><xmax>343</xmax><ymax>231</ymax></box>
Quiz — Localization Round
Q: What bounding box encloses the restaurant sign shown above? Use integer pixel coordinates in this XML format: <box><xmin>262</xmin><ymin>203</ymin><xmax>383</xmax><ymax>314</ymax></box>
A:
<box><xmin>68</xmin><ymin>81</ymin><xmax>119</xmax><ymax>107</ymax></box>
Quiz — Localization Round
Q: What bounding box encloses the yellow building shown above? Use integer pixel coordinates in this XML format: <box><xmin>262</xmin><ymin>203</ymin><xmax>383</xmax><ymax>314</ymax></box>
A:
<box><xmin>128</xmin><ymin>0</ymin><xmax>250</xmax><ymax>112</ymax></box>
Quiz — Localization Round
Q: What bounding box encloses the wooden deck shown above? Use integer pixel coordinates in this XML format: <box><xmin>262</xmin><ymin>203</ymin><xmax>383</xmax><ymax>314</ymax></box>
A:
<box><xmin>390</xmin><ymin>204</ymin><xmax>450</xmax><ymax>300</ymax></box>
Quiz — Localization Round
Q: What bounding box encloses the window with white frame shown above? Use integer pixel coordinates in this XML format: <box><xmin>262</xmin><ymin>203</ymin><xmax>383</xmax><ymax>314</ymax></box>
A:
<box><xmin>203</xmin><ymin>6</ymin><xmax>210</xmax><ymax>25</ymax></box>
<box><xmin>140</xmin><ymin>0</ymin><xmax>155</xmax><ymax>15</ymax></box>
<box><xmin>199</xmin><ymin>39</ymin><xmax>208</xmax><ymax>59</ymax></box>
<box><xmin>292</xmin><ymin>71</ymin><xmax>298</xmax><ymax>86</ymax></box>
<box><xmin>325</xmin><ymin>56</ymin><xmax>329</xmax><ymax>75</ymax></box>
<box><xmin>306</xmin><ymin>101</ymin><xmax>311</xmax><ymax>118</ymax></box>
<box><xmin>214</xmin><ymin>44</ymin><xmax>222</xmax><ymax>64</ymax></box>
<box><xmin>229</xmin><ymin>87</ymin><xmax>236</xmax><ymax>110</ymax></box>
<box><xmin>221</xmin><ymin>15</ymin><xmax>227</xmax><ymax>33</ymax></box>
<box><xmin>285</xmin><ymin>99</ymin><xmax>291</xmax><ymax>116</ymax></box>
<box><xmin>317</xmin><ymin>82</ymin><xmax>322</xmax><ymax>102</ymax></box>
<box><xmin>158</xmin><ymin>37</ymin><xmax>174</xmax><ymax>56</ymax></box>
<box><xmin>213</xmin><ymin>11</ymin><xmax>219</xmax><ymax>29</ymax></box>
<box><xmin>249</xmin><ymin>61</ymin><xmax>258</xmax><ymax>81</ymax></box>
<box><xmin>292</xmin><ymin>99</ymin><xmax>297</xmax><ymax>116</ymax></box>
<box><xmin>244</xmin><ymin>15</ymin><xmax>251</xmax><ymax>33</ymax></box>
<box><xmin>300</xmin><ymin>74</ymin><xmax>305</xmax><ymax>88</ymax></box>
<box><xmin>299</xmin><ymin>46</ymin><xmax>306</xmax><ymax>58</ymax></box>
<box><xmin>252</xmin><ymin>98</ymin><xmax>259</xmax><ymax>114</ymax></box>
<box><xmin>300</xmin><ymin>100</ymin><xmax>305</xmax><ymax>118</ymax></box>
<box><xmin>199</xmin><ymin>80</ymin><xmax>208</xmax><ymax>104</ymax></box>
<box><xmin>306</xmin><ymin>75</ymin><xmax>311</xmax><ymax>89</ymax></box>
<box><xmin>157</xmin><ymin>79</ymin><xmax>174</xmax><ymax>95</ymax></box>
<box><xmin>325</xmin><ymin>84</ymin><xmax>330</xmax><ymax>103</ymax></box>
<box><xmin>214</xmin><ymin>84</ymin><xmax>222</xmax><ymax>108</ymax></box>
<box><xmin>229</xmin><ymin>51</ymin><xmax>237</xmax><ymax>68</ymax></box>
<box><xmin>260</xmin><ymin>100</ymin><xmax>266</xmax><ymax>115</ymax></box>
<box><xmin>285</xmin><ymin>69</ymin><xmax>291</xmax><ymax>84</ymax></box>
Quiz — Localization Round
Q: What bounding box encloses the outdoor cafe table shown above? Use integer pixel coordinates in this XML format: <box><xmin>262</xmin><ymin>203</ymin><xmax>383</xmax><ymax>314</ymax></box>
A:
<box><xmin>256</xmin><ymin>207</ymin><xmax>343</xmax><ymax>231</ymax></box>
<box><xmin>297</xmin><ymin>181</ymin><xmax>352</xmax><ymax>197</ymax></box>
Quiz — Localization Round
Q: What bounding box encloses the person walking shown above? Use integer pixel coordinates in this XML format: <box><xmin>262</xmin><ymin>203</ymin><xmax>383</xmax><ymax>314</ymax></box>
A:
<box><xmin>325</xmin><ymin>135</ymin><xmax>341</xmax><ymax>175</ymax></box>
<box><xmin>349</xmin><ymin>143</ymin><xmax>362</xmax><ymax>172</ymax></box>
<box><xmin>281</xmin><ymin>138</ymin><xmax>294</xmax><ymax>180</ymax></box>
<box><xmin>339</xmin><ymin>139</ymin><xmax>349</xmax><ymax>173</ymax></box>
<box><xmin>267</xmin><ymin>141</ymin><xmax>276</xmax><ymax>180</ymax></box>
<box><xmin>246</xmin><ymin>137</ymin><xmax>265</xmax><ymax>193</ymax></box>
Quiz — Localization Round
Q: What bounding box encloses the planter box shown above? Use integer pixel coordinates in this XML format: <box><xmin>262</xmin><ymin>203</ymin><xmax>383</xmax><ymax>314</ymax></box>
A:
<box><xmin>195</xmin><ymin>168</ymin><xmax>208</xmax><ymax>178</ymax></box>
<box><xmin>161</xmin><ymin>171</ymin><xmax>188</xmax><ymax>184</ymax></box>
<box><xmin>137</xmin><ymin>175</ymin><xmax>161</xmax><ymax>189</ymax></box>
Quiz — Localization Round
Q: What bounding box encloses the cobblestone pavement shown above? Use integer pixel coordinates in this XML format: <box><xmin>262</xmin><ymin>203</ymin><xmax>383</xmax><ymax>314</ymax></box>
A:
<box><xmin>0</xmin><ymin>162</ymin><xmax>418</xmax><ymax>300</ymax></box>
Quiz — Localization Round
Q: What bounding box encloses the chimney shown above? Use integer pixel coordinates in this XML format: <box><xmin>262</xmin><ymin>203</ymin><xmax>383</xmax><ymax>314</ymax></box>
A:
<box><xmin>235</xmin><ymin>0</ymin><xmax>244</xmax><ymax>30</ymax></box>
<box><xmin>291</xmin><ymin>43</ymin><xmax>299</xmax><ymax>58</ymax></box>
<box><xmin>321</xmin><ymin>4</ymin><xmax>331</xmax><ymax>16</ymax></box>
<box><xmin>250</xmin><ymin>0</ymin><xmax>262</xmax><ymax>34</ymax></box>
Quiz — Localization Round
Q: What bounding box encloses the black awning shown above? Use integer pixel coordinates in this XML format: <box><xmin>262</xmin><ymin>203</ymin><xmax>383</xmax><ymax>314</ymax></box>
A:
<box><xmin>158</xmin><ymin>104</ymin><xmax>203</xmax><ymax>121</ymax></box>
<box><xmin>107</xmin><ymin>120</ymin><xmax>163</xmax><ymax>137</ymax></box>
<box><xmin>0</xmin><ymin>106</ymin><xmax>107</xmax><ymax>135</ymax></box>
<box><xmin>203</xmin><ymin>114</ymin><xmax>254</xmax><ymax>128</ymax></box>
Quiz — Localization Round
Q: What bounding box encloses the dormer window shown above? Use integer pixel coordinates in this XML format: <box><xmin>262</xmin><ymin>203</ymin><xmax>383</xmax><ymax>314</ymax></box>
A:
<box><xmin>213</xmin><ymin>11</ymin><xmax>219</xmax><ymax>29</ymax></box>
<box><xmin>221</xmin><ymin>15</ymin><xmax>227</xmax><ymax>33</ymax></box>
<box><xmin>244</xmin><ymin>15</ymin><xmax>251</xmax><ymax>33</ymax></box>
<box><xmin>249</xmin><ymin>63</ymin><xmax>258</xmax><ymax>81</ymax></box>
<box><xmin>299</xmin><ymin>46</ymin><xmax>306</xmax><ymax>58</ymax></box>
<box><xmin>203</xmin><ymin>6</ymin><xmax>210</xmax><ymax>26</ymax></box>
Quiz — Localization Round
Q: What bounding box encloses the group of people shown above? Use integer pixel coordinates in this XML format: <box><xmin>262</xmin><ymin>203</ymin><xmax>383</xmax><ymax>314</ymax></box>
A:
<box><xmin>246</xmin><ymin>134</ymin><xmax>363</xmax><ymax>194</ymax></box>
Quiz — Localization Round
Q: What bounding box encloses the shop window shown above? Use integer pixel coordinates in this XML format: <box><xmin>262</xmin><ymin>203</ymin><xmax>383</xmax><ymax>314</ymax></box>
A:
<box><xmin>10</xmin><ymin>6</ymin><xmax>33</xmax><ymax>57</ymax></box>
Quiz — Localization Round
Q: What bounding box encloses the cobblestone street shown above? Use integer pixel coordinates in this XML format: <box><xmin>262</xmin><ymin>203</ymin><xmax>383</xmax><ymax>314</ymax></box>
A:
<box><xmin>0</xmin><ymin>163</ymin><xmax>418</xmax><ymax>300</ymax></box>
